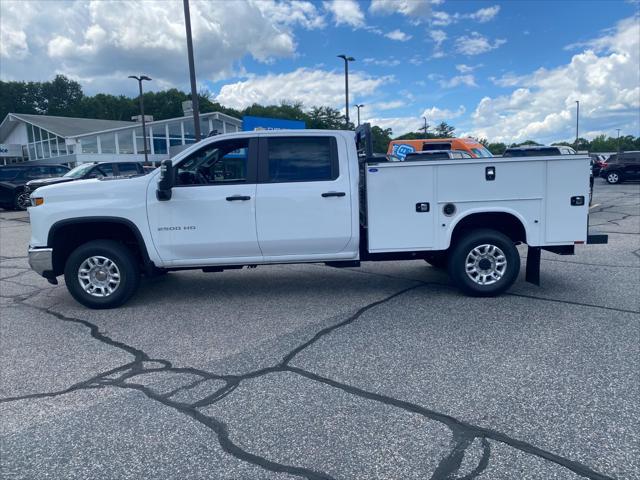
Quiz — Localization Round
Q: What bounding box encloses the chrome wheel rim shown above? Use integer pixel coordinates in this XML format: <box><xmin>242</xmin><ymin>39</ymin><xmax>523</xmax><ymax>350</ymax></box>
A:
<box><xmin>465</xmin><ymin>244</ymin><xmax>507</xmax><ymax>286</ymax></box>
<box><xmin>17</xmin><ymin>192</ymin><xmax>31</xmax><ymax>209</ymax></box>
<box><xmin>78</xmin><ymin>256</ymin><xmax>121</xmax><ymax>297</ymax></box>
<box><xmin>607</xmin><ymin>173</ymin><xmax>618</xmax><ymax>183</ymax></box>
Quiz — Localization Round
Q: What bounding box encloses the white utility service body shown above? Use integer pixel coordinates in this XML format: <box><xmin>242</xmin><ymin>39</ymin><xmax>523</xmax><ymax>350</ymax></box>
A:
<box><xmin>27</xmin><ymin>125</ymin><xmax>606</xmax><ymax>308</ymax></box>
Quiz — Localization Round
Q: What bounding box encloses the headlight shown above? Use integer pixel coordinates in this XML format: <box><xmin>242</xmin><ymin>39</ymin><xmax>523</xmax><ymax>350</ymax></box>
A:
<box><xmin>31</xmin><ymin>197</ymin><xmax>44</xmax><ymax>207</ymax></box>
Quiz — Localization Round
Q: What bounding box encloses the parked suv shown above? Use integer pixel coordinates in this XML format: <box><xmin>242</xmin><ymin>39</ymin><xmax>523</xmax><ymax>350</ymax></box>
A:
<box><xmin>0</xmin><ymin>164</ymin><xmax>70</xmax><ymax>210</ymax></box>
<box><xmin>599</xmin><ymin>151</ymin><xmax>640</xmax><ymax>184</ymax></box>
<box><xmin>26</xmin><ymin>161</ymin><xmax>145</xmax><ymax>195</ymax></box>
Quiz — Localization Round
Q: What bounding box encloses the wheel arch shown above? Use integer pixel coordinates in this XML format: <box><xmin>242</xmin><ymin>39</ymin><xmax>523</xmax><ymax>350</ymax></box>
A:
<box><xmin>48</xmin><ymin>217</ymin><xmax>154</xmax><ymax>276</ymax></box>
<box><xmin>447</xmin><ymin>209</ymin><xmax>528</xmax><ymax>248</ymax></box>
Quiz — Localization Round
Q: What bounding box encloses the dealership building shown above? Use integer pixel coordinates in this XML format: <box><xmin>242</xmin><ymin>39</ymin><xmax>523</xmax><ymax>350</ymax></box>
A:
<box><xmin>0</xmin><ymin>109</ymin><xmax>243</xmax><ymax>166</ymax></box>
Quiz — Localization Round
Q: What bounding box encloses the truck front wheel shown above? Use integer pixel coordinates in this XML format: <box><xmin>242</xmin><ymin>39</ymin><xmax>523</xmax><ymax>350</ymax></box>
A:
<box><xmin>448</xmin><ymin>229</ymin><xmax>520</xmax><ymax>296</ymax></box>
<box><xmin>64</xmin><ymin>240</ymin><xmax>140</xmax><ymax>309</ymax></box>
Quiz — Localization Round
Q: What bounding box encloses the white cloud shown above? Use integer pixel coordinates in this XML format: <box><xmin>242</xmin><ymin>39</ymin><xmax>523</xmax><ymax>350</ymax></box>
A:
<box><xmin>214</xmin><ymin>67</ymin><xmax>391</xmax><ymax>109</ymax></box>
<box><xmin>429</xmin><ymin>29</ymin><xmax>447</xmax><ymax>46</ymax></box>
<box><xmin>431</xmin><ymin>4</ymin><xmax>500</xmax><ymax>26</ymax></box>
<box><xmin>323</xmin><ymin>0</ymin><xmax>365</xmax><ymax>28</ymax></box>
<box><xmin>469</xmin><ymin>5</ymin><xmax>500</xmax><ymax>23</ymax></box>
<box><xmin>467</xmin><ymin>16</ymin><xmax>640</xmax><ymax>143</ymax></box>
<box><xmin>385</xmin><ymin>30</ymin><xmax>412</xmax><ymax>41</ymax></box>
<box><xmin>375</xmin><ymin>100</ymin><xmax>405</xmax><ymax>110</ymax></box>
<box><xmin>456</xmin><ymin>63</ymin><xmax>481</xmax><ymax>73</ymax></box>
<box><xmin>369</xmin><ymin>0</ymin><xmax>442</xmax><ymax>22</ymax></box>
<box><xmin>455</xmin><ymin>32</ymin><xmax>506</xmax><ymax>55</ymax></box>
<box><xmin>367</xmin><ymin>105</ymin><xmax>465</xmax><ymax>136</ymax></box>
<box><xmin>0</xmin><ymin>0</ymin><xmax>306</xmax><ymax>94</ymax></box>
<box><xmin>439</xmin><ymin>75</ymin><xmax>477</xmax><ymax>88</ymax></box>
<box><xmin>255</xmin><ymin>0</ymin><xmax>326</xmax><ymax>29</ymax></box>
<box><xmin>363</xmin><ymin>57</ymin><xmax>401</xmax><ymax>67</ymax></box>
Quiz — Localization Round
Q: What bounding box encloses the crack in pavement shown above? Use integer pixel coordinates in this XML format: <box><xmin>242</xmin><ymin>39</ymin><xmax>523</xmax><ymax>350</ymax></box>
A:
<box><xmin>1</xmin><ymin>284</ymin><xmax>618</xmax><ymax>480</ymax></box>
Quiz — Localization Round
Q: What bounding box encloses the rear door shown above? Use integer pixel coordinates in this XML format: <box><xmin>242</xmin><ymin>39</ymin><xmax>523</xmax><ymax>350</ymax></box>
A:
<box><xmin>622</xmin><ymin>154</ymin><xmax>640</xmax><ymax>179</ymax></box>
<box><xmin>255</xmin><ymin>135</ymin><xmax>353</xmax><ymax>257</ymax></box>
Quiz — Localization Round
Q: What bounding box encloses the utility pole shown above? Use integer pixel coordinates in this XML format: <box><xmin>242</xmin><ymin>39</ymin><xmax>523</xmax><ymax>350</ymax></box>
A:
<box><xmin>337</xmin><ymin>54</ymin><xmax>355</xmax><ymax>128</ymax></box>
<box><xmin>183</xmin><ymin>0</ymin><xmax>201</xmax><ymax>142</ymax></box>
<box><xmin>575</xmin><ymin>100</ymin><xmax>580</xmax><ymax>149</ymax></box>
<box><xmin>128</xmin><ymin>75</ymin><xmax>152</xmax><ymax>164</ymax></box>
<box><xmin>616</xmin><ymin>128</ymin><xmax>621</xmax><ymax>154</ymax></box>
<box><xmin>354</xmin><ymin>104</ymin><xmax>364</xmax><ymax>126</ymax></box>
<box><xmin>422</xmin><ymin>116</ymin><xmax>428</xmax><ymax>136</ymax></box>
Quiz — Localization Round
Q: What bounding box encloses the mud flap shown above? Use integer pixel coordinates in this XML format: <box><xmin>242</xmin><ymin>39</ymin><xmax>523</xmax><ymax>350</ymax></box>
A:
<box><xmin>525</xmin><ymin>246</ymin><xmax>541</xmax><ymax>286</ymax></box>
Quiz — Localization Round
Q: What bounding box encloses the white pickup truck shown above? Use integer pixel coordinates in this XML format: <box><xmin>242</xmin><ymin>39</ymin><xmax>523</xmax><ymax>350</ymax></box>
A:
<box><xmin>27</xmin><ymin>125</ymin><xmax>606</xmax><ymax>309</ymax></box>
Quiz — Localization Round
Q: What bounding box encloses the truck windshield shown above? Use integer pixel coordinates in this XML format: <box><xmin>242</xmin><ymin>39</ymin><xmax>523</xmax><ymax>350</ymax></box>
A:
<box><xmin>64</xmin><ymin>163</ymin><xmax>96</xmax><ymax>178</ymax></box>
<box><xmin>0</xmin><ymin>169</ymin><xmax>20</xmax><ymax>181</ymax></box>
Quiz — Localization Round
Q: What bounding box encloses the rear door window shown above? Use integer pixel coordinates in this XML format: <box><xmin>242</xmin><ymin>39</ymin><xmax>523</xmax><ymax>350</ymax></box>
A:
<box><xmin>263</xmin><ymin>137</ymin><xmax>338</xmax><ymax>183</ymax></box>
<box><xmin>117</xmin><ymin>163</ymin><xmax>141</xmax><ymax>176</ymax></box>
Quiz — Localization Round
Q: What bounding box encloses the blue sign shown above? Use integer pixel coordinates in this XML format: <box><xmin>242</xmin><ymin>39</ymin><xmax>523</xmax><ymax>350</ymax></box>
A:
<box><xmin>242</xmin><ymin>115</ymin><xmax>305</xmax><ymax>131</ymax></box>
<box><xmin>391</xmin><ymin>143</ymin><xmax>416</xmax><ymax>160</ymax></box>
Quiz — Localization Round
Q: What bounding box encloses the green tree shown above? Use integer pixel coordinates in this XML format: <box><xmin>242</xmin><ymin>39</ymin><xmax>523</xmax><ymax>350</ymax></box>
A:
<box><xmin>434</xmin><ymin>121</ymin><xmax>455</xmax><ymax>138</ymax></box>
<box><xmin>371</xmin><ymin>125</ymin><xmax>392</xmax><ymax>153</ymax></box>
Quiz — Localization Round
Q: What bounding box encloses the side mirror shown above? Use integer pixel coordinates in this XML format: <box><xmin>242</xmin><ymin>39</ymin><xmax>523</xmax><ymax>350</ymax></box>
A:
<box><xmin>156</xmin><ymin>159</ymin><xmax>174</xmax><ymax>201</ymax></box>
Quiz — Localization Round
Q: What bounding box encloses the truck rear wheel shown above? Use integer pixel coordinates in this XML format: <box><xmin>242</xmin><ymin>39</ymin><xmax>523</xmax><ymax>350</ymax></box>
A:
<box><xmin>64</xmin><ymin>240</ymin><xmax>140</xmax><ymax>309</ymax></box>
<box><xmin>448</xmin><ymin>229</ymin><xmax>520</xmax><ymax>297</ymax></box>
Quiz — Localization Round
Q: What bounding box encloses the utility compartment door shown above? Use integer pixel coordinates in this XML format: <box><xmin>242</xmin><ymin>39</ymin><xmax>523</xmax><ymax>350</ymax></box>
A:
<box><xmin>545</xmin><ymin>157</ymin><xmax>590</xmax><ymax>243</ymax></box>
<box><xmin>366</xmin><ymin>163</ymin><xmax>435</xmax><ymax>252</ymax></box>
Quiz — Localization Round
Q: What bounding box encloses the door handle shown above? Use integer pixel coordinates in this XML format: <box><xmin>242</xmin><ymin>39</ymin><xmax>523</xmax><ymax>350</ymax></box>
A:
<box><xmin>321</xmin><ymin>192</ymin><xmax>346</xmax><ymax>197</ymax></box>
<box><xmin>226</xmin><ymin>195</ymin><xmax>251</xmax><ymax>201</ymax></box>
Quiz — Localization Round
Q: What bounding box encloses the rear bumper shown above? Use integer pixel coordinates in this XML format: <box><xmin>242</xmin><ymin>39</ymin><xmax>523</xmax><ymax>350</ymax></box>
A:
<box><xmin>28</xmin><ymin>247</ymin><xmax>53</xmax><ymax>276</ymax></box>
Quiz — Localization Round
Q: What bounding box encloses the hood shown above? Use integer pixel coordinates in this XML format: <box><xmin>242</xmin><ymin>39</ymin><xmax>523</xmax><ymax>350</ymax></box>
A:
<box><xmin>26</xmin><ymin>177</ymin><xmax>74</xmax><ymax>189</ymax></box>
<box><xmin>36</xmin><ymin>173</ymin><xmax>153</xmax><ymax>200</ymax></box>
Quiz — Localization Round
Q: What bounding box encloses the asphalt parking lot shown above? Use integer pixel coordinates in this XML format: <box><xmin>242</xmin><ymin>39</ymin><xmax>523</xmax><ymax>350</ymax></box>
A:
<box><xmin>1</xmin><ymin>179</ymin><xmax>638</xmax><ymax>480</ymax></box>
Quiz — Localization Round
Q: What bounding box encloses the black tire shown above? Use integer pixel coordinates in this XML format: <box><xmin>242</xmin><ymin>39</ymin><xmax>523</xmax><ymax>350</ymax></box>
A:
<box><xmin>424</xmin><ymin>252</ymin><xmax>448</xmax><ymax>269</ymax></box>
<box><xmin>605</xmin><ymin>171</ymin><xmax>623</xmax><ymax>184</ymax></box>
<box><xmin>448</xmin><ymin>229</ymin><xmax>520</xmax><ymax>297</ymax></box>
<box><xmin>64</xmin><ymin>240</ymin><xmax>140</xmax><ymax>309</ymax></box>
<box><xmin>13</xmin><ymin>189</ymin><xmax>31</xmax><ymax>210</ymax></box>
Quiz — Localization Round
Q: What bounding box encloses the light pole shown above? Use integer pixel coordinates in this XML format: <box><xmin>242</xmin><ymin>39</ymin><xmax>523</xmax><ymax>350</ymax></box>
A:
<box><xmin>183</xmin><ymin>0</ymin><xmax>201</xmax><ymax>142</ymax></box>
<box><xmin>354</xmin><ymin>104</ymin><xmax>364</xmax><ymax>126</ymax></box>
<box><xmin>128</xmin><ymin>75</ymin><xmax>151</xmax><ymax>164</ymax></box>
<box><xmin>575</xmin><ymin>100</ymin><xmax>580</xmax><ymax>149</ymax></box>
<box><xmin>337</xmin><ymin>54</ymin><xmax>355</xmax><ymax>127</ymax></box>
<box><xmin>616</xmin><ymin>128</ymin><xmax>621</xmax><ymax>154</ymax></box>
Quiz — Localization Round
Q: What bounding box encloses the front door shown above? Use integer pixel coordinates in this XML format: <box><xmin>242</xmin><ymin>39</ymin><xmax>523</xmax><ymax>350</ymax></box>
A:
<box><xmin>147</xmin><ymin>137</ymin><xmax>262</xmax><ymax>264</ymax></box>
<box><xmin>255</xmin><ymin>135</ymin><xmax>353</xmax><ymax>257</ymax></box>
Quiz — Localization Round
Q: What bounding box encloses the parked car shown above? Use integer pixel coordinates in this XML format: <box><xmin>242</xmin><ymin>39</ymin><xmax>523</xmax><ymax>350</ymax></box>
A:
<box><xmin>502</xmin><ymin>145</ymin><xmax>577</xmax><ymax>157</ymax></box>
<box><xmin>599</xmin><ymin>151</ymin><xmax>640</xmax><ymax>184</ymax></box>
<box><xmin>590</xmin><ymin>154</ymin><xmax>608</xmax><ymax>176</ymax></box>
<box><xmin>26</xmin><ymin>161</ymin><xmax>145</xmax><ymax>195</ymax></box>
<box><xmin>0</xmin><ymin>164</ymin><xmax>70</xmax><ymax>210</ymax></box>
<box><xmin>388</xmin><ymin>138</ymin><xmax>492</xmax><ymax>161</ymax></box>
<box><xmin>403</xmin><ymin>150</ymin><xmax>474</xmax><ymax>161</ymax></box>
<box><xmin>27</xmin><ymin>124</ymin><xmax>606</xmax><ymax>309</ymax></box>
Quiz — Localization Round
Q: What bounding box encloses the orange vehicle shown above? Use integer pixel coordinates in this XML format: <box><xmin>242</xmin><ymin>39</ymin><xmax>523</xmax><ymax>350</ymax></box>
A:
<box><xmin>387</xmin><ymin>138</ymin><xmax>493</xmax><ymax>160</ymax></box>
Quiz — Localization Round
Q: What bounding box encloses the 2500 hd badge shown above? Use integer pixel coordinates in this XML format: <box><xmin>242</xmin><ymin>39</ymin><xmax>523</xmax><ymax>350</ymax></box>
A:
<box><xmin>157</xmin><ymin>226</ymin><xmax>196</xmax><ymax>231</ymax></box>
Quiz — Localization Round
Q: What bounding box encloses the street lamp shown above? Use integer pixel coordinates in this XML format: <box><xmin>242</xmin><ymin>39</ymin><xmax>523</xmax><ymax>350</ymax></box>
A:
<box><xmin>354</xmin><ymin>104</ymin><xmax>364</xmax><ymax>126</ymax></box>
<box><xmin>183</xmin><ymin>0</ymin><xmax>201</xmax><ymax>142</ymax></box>
<box><xmin>337</xmin><ymin>54</ymin><xmax>355</xmax><ymax>127</ymax></box>
<box><xmin>575</xmin><ymin>100</ymin><xmax>580</xmax><ymax>149</ymax></box>
<box><xmin>128</xmin><ymin>75</ymin><xmax>152</xmax><ymax>164</ymax></box>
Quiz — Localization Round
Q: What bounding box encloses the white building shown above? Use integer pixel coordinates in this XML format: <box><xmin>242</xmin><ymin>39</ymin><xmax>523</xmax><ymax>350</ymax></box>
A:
<box><xmin>0</xmin><ymin>111</ymin><xmax>242</xmax><ymax>166</ymax></box>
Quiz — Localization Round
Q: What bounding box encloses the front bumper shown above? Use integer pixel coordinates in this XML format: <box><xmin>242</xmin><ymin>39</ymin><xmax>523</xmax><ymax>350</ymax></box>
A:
<box><xmin>28</xmin><ymin>247</ymin><xmax>53</xmax><ymax>276</ymax></box>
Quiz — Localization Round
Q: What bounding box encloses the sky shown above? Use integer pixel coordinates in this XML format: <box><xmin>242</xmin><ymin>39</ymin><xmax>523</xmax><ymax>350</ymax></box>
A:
<box><xmin>0</xmin><ymin>0</ymin><xmax>638</xmax><ymax>144</ymax></box>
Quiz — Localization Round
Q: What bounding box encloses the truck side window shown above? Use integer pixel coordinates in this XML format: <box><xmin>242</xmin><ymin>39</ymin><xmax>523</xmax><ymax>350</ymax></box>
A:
<box><xmin>266</xmin><ymin>137</ymin><xmax>337</xmax><ymax>183</ymax></box>
<box><xmin>176</xmin><ymin>139</ymin><xmax>249</xmax><ymax>186</ymax></box>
